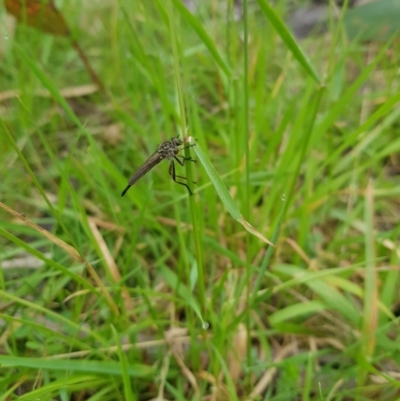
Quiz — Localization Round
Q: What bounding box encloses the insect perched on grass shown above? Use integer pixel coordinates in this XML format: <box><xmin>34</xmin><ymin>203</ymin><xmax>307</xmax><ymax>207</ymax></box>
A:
<box><xmin>121</xmin><ymin>136</ymin><xmax>195</xmax><ymax>197</ymax></box>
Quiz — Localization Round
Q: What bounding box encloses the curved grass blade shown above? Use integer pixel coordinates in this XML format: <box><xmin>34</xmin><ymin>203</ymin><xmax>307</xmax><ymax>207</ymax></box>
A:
<box><xmin>269</xmin><ymin>300</ymin><xmax>327</xmax><ymax>326</ymax></box>
<box><xmin>255</xmin><ymin>0</ymin><xmax>320</xmax><ymax>84</ymax></box>
<box><xmin>191</xmin><ymin>140</ymin><xmax>273</xmax><ymax>246</ymax></box>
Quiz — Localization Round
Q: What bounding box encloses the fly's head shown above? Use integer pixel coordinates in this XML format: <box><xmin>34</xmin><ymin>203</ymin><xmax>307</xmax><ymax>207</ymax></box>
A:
<box><xmin>171</xmin><ymin>136</ymin><xmax>183</xmax><ymax>156</ymax></box>
<box><xmin>171</xmin><ymin>136</ymin><xmax>183</xmax><ymax>148</ymax></box>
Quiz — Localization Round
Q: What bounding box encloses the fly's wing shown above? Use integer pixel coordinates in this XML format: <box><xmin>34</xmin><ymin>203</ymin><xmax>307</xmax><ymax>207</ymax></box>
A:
<box><xmin>122</xmin><ymin>151</ymin><xmax>163</xmax><ymax>196</ymax></box>
<box><xmin>127</xmin><ymin>150</ymin><xmax>164</xmax><ymax>185</ymax></box>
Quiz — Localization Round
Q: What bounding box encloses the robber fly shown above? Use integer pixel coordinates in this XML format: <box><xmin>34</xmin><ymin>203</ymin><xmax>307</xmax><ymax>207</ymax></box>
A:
<box><xmin>121</xmin><ymin>136</ymin><xmax>195</xmax><ymax>197</ymax></box>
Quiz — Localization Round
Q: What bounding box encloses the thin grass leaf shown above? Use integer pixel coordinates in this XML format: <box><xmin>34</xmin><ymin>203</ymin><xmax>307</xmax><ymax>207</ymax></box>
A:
<box><xmin>0</xmin><ymin>227</ymin><xmax>95</xmax><ymax>292</ymax></box>
<box><xmin>0</xmin><ymin>355</ymin><xmax>152</xmax><ymax>377</ymax></box>
<box><xmin>253</xmin><ymin>197</ymin><xmax>284</xmax><ymax>295</ymax></box>
<box><xmin>255</xmin><ymin>0</ymin><xmax>320</xmax><ymax>84</ymax></box>
<box><xmin>111</xmin><ymin>325</ymin><xmax>135</xmax><ymax>401</ymax></box>
<box><xmin>362</xmin><ymin>180</ymin><xmax>378</xmax><ymax>358</ymax></box>
<box><xmin>15</xmin><ymin>376</ymin><xmax>103</xmax><ymax>401</ymax></box>
<box><xmin>170</xmin><ymin>0</ymin><xmax>231</xmax><ymax>77</ymax></box>
<box><xmin>211</xmin><ymin>344</ymin><xmax>240</xmax><ymax>401</ymax></box>
<box><xmin>0</xmin><ymin>291</ymin><xmax>105</xmax><ymax>344</ymax></box>
<box><xmin>0</xmin><ymin>314</ymin><xmax>93</xmax><ymax>353</ymax></box>
<box><xmin>14</xmin><ymin>44</ymin><xmax>84</xmax><ymax>128</ymax></box>
<box><xmin>160</xmin><ymin>265</ymin><xmax>203</xmax><ymax>323</ymax></box>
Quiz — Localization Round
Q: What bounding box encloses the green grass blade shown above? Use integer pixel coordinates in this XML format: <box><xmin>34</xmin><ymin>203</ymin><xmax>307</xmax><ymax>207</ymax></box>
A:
<box><xmin>192</xmin><ymin>141</ymin><xmax>273</xmax><ymax>245</ymax></box>
<box><xmin>269</xmin><ymin>301</ymin><xmax>326</xmax><ymax>326</ymax></box>
<box><xmin>15</xmin><ymin>376</ymin><xmax>103</xmax><ymax>401</ymax></box>
<box><xmin>171</xmin><ymin>0</ymin><xmax>231</xmax><ymax>77</ymax></box>
<box><xmin>0</xmin><ymin>355</ymin><xmax>152</xmax><ymax>377</ymax></box>
<box><xmin>255</xmin><ymin>0</ymin><xmax>320</xmax><ymax>84</ymax></box>
<box><xmin>167</xmin><ymin>0</ymin><xmax>207</xmax><ymax>320</ymax></box>
<box><xmin>111</xmin><ymin>325</ymin><xmax>135</xmax><ymax>400</ymax></box>
<box><xmin>14</xmin><ymin>44</ymin><xmax>84</xmax><ymax>129</ymax></box>
<box><xmin>0</xmin><ymin>290</ymin><xmax>105</xmax><ymax>344</ymax></box>
<box><xmin>0</xmin><ymin>227</ymin><xmax>95</xmax><ymax>292</ymax></box>
<box><xmin>160</xmin><ymin>265</ymin><xmax>203</xmax><ymax>323</ymax></box>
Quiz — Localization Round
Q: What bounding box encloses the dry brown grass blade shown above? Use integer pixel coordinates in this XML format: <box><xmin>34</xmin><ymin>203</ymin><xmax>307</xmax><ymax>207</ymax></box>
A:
<box><xmin>0</xmin><ymin>201</ymin><xmax>120</xmax><ymax>315</ymax></box>
<box><xmin>154</xmin><ymin>352</ymin><xmax>171</xmax><ymax>401</ymax></box>
<box><xmin>247</xmin><ymin>342</ymin><xmax>297</xmax><ymax>399</ymax></box>
<box><xmin>72</xmin><ymin>41</ymin><xmax>105</xmax><ymax>91</ymax></box>
<box><xmin>239</xmin><ymin>216</ymin><xmax>274</xmax><ymax>246</ymax></box>
<box><xmin>0</xmin><ymin>84</ymin><xmax>99</xmax><ymax>102</ymax></box>
<box><xmin>47</xmin><ymin>334</ymin><xmax>193</xmax><ymax>360</ymax></box>
<box><xmin>285</xmin><ymin>237</ymin><xmax>311</xmax><ymax>264</ymax></box>
<box><xmin>227</xmin><ymin>323</ymin><xmax>247</xmax><ymax>383</ymax></box>
<box><xmin>88</xmin><ymin>218</ymin><xmax>135</xmax><ymax>319</ymax></box>
<box><xmin>165</xmin><ymin>327</ymin><xmax>199</xmax><ymax>394</ymax></box>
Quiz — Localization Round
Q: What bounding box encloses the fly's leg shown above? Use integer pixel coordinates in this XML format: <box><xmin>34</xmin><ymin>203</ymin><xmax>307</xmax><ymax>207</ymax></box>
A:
<box><xmin>173</xmin><ymin>156</ymin><xmax>197</xmax><ymax>185</ymax></box>
<box><xmin>179</xmin><ymin>156</ymin><xmax>197</xmax><ymax>164</ymax></box>
<box><xmin>174</xmin><ymin>156</ymin><xmax>196</xmax><ymax>165</ymax></box>
<box><xmin>169</xmin><ymin>161</ymin><xmax>193</xmax><ymax>195</ymax></box>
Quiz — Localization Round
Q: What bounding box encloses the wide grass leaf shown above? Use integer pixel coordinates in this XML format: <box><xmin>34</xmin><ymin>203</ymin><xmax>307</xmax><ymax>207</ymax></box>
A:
<box><xmin>269</xmin><ymin>301</ymin><xmax>327</xmax><ymax>326</ymax></box>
